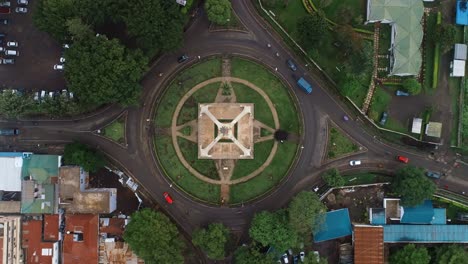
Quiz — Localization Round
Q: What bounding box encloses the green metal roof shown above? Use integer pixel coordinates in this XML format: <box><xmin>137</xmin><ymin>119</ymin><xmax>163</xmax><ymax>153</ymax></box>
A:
<box><xmin>367</xmin><ymin>0</ymin><xmax>424</xmax><ymax>76</ymax></box>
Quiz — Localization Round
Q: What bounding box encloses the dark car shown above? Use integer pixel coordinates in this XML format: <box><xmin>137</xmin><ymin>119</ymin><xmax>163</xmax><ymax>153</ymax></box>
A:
<box><xmin>286</xmin><ymin>59</ymin><xmax>297</xmax><ymax>71</ymax></box>
<box><xmin>1</xmin><ymin>58</ymin><xmax>14</xmax><ymax>64</ymax></box>
<box><xmin>178</xmin><ymin>54</ymin><xmax>189</xmax><ymax>63</ymax></box>
<box><xmin>0</xmin><ymin>18</ymin><xmax>8</xmax><ymax>25</ymax></box>
<box><xmin>425</xmin><ymin>171</ymin><xmax>441</xmax><ymax>179</ymax></box>
<box><xmin>379</xmin><ymin>111</ymin><xmax>388</xmax><ymax>126</ymax></box>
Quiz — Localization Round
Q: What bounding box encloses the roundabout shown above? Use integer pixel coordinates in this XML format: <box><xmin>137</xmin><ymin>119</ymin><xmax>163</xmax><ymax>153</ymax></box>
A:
<box><xmin>153</xmin><ymin>57</ymin><xmax>302</xmax><ymax>205</ymax></box>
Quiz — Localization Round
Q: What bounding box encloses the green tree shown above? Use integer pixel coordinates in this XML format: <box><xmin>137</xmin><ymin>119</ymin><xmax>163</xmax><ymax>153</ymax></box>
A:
<box><xmin>335</xmin><ymin>25</ymin><xmax>362</xmax><ymax>54</ymax></box>
<box><xmin>192</xmin><ymin>223</ymin><xmax>230</xmax><ymax>260</ymax></box>
<box><xmin>249</xmin><ymin>210</ymin><xmax>297</xmax><ymax>252</ymax></box>
<box><xmin>391</xmin><ymin>166</ymin><xmax>436</xmax><ymax>206</ymax></box>
<box><xmin>0</xmin><ymin>90</ymin><xmax>34</xmax><ymax>118</ymax></box>
<box><xmin>205</xmin><ymin>0</ymin><xmax>232</xmax><ymax>26</ymax></box>
<box><xmin>63</xmin><ymin>142</ymin><xmax>105</xmax><ymax>173</ymax></box>
<box><xmin>288</xmin><ymin>191</ymin><xmax>326</xmax><ymax>236</ymax></box>
<box><xmin>344</xmin><ymin>41</ymin><xmax>373</xmax><ymax>76</ymax></box>
<box><xmin>389</xmin><ymin>244</ymin><xmax>430</xmax><ymax>264</ymax></box>
<box><xmin>124</xmin><ymin>209</ymin><xmax>185</xmax><ymax>264</ymax></box>
<box><xmin>66</xmin><ymin>18</ymin><xmax>93</xmax><ymax>41</ymax></box>
<box><xmin>433</xmin><ymin>23</ymin><xmax>457</xmax><ymax>53</ymax></box>
<box><xmin>64</xmin><ymin>35</ymin><xmax>148</xmax><ymax>106</ymax></box>
<box><xmin>322</xmin><ymin>168</ymin><xmax>345</xmax><ymax>187</ymax></box>
<box><xmin>340</xmin><ymin>76</ymin><xmax>362</xmax><ymax>97</ymax></box>
<box><xmin>303</xmin><ymin>252</ymin><xmax>328</xmax><ymax>264</ymax></box>
<box><xmin>33</xmin><ymin>0</ymin><xmax>76</xmax><ymax>42</ymax></box>
<box><xmin>233</xmin><ymin>245</ymin><xmax>275</xmax><ymax>264</ymax></box>
<box><xmin>402</xmin><ymin>78</ymin><xmax>422</xmax><ymax>95</ymax></box>
<box><xmin>435</xmin><ymin>244</ymin><xmax>468</xmax><ymax>264</ymax></box>
<box><xmin>124</xmin><ymin>0</ymin><xmax>185</xmax><ymax>56</ymax></box>
<box><xmin>297</xmin><ymin>14</ymin><xmax>328</xmax><ymax>48</ymax></box>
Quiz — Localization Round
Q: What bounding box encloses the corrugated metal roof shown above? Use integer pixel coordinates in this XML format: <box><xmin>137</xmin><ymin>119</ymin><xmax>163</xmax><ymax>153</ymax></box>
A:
<box><xmin>354</xmin><ymin>225</ymin><xmax>384</xmax><ymax>264</ymax></box>
<box><xmin>431</xmin><ymin>208</ymin><xmax>446</xmax><ymax>225</ymax></box>
<box><xmin>454</xmin><ymin>44</ymin><xmax>467</xmax><ymax>60</ymax></box>
<box><xmin>314</xmin><ymin>209</ymin><xmax>352</xmax><ymax>242</ymax></box>
<box><xmin>456</xmin><ymin>0</ymin><xmax>468</xmax><ymax>25</ymax></box>
<box><xmin>0</xmin><ymin>157</ymin><xmax>23</xmax><ymax>192</ymax></box>
<box><xmin>401</xmin><ymin>200</ymin><xmax>434</xmax><ymax>224</ymax></box>
<box><xmin>370</xmin><ymin>208</ymin><xmax>386</xmax><ymax>225</ymax></box>
<box><xmin>383</xmin><ymin>225</ymin><xmax>468</xmax><ymax>243</ymax></box>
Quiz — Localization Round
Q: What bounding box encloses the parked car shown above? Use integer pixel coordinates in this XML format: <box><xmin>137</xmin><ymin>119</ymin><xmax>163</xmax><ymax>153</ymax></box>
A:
<box><xmin>69</xmin><ymin>91</ymin><xmax>74</xmax><ymax>99</ymax></box>
<box><xmin>48</xmin><ymin>91</ymin><xmax>54</xmax><ymax>98</ymax></box>
<box><xmin>0</xmin><ymin>47</ymin><xmax>3</xmax><ymax>52</ymax></box>
<box><xmin>349</xmin><ymin>160</ymin><xmax>362</xmax><ymax>166</ymax></box>
<box><xmin>40</xmin><ymin>90</ymin><xmax>46</xmax><ymax>100</ymax></box>
<box><xmin>17</xmin><ymin>0</ymin><xmax>28</xmax><ymax>5</ymax></box>
<box><xmin>6</xmin><ymin>41</ymin><xmax>17</xmax><ymax>47</ymax></box>
<box><xmin>286</xmin><ymin>59</ymin><xmax>297</xmax><ymax>71</ymax></box>
<box><xmin>281</xmin><ymin>253</ymin><xmax>289</xmax><ymax>264</ymax></box>
<box><xmin>425</xmin><ymin>171</ymin><xmax>441</xmax><ymax>179</ymax></box>
<box><xmin>53</xmin><ymin>64</ymin><xmax>64</xmax><ymax>70</ymax></box>
<box><xmin>15</xmin><ymin>6</ymin><xmax>27</xmax><ymax>13</ymax></box>
<box><xmin>1</xmin><ymin>58</ymin><xmax>14</xmax><ymax>64</ymax></box>
<box><xmin>33</xmin><ymin>92</ymin><xmax>39</xmax><ymax>101</ymax></box>
<box><xmin>396</xmin><ymin>90</ymin><xmax>409</xmax><ymax>96</ymax></box>
<box><xmin>0</xmin><ymin>128</ymin><xmax>19</xmax><ymax>135</ymax></box>
<box><xmin>163</xmin><ymin>192</ymin><xmax>173</xmax><ymax>204</ymax></box>
<box><xmin>0</xmin><ymin>6</ymin><xmax>10</xmax><ymax>13</ymax></box>
<box><xmin>4</xmin><ymin>49</ymin><xmax>18</xmax><ymax>56</ymax></box>
<box><xmin>379</xmin><ymin>111</ymin><xmax>388</xmax><ymax>126</ymax></box>
<box><xmin>63</xmin><ymin>43</ymin><xmax>70</xmax><ymax>49</ymax></box>
<box><xmin>299</xmin><ymin>252</ymin><xmax>305</xmax><ymax>262</ymax></box>
<box><xmin>0</xmin><ymin>18</ymin><xmax>8</xmax><ymax>25</ymax></box>
<box><xmin>0</xmin><ymin>1</ymin><xmax>10</xmax><ymax>7</ymax></box>
<box><xmin>397</xmin><ymin>155</ymin><xmax>409</xmax><ymax>163</ymax></box>
<box><xmin>177</xmin><ymin>54</ymin><xmax>189</xmax><ymax>63</ymax></box>
<box><xmin>0</xmin><ymin>32</ymin><xmax>5</xmax><ymax>38</ymax></box>
<box><xmin>59</xmin><ymin>57</ymin><xmax>65</xmax><ymax>63</ymax></box>
<box><xmin>292</xmin><ymin>255</ymin><xmax>299</xmax><ymax>264</ymax></box>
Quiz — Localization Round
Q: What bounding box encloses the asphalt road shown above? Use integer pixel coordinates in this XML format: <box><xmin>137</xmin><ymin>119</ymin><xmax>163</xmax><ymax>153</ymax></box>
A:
<box><xmin>1</xmin><ymin>0</ymin><xmax>467</xmax><ymax>260</ymax></box>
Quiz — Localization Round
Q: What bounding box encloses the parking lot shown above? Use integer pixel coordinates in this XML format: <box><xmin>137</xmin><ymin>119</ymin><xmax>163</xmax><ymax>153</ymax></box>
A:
<box><xmin>0</xmin><ymin>0</ymin><xmax>66</xmax><ymax>91</ymax></box>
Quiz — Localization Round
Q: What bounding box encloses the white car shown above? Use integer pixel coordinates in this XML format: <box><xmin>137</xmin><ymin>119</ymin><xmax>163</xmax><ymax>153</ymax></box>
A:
<box><xmin>15</xmin><ymin>6</ymin><xmax>27</xmax><ymax>13</ymax></box>
<box><xmin>33</xmin><ymin>92</ymin><xmax>39</xmax><ymax>101</ymax></box>
<box><xmin>17</xmin><ymin>0</ymin><xmax>27</xmax><ymax>5</ymax></box>
<box><xmin>59</xmin><ymin>57</ymin><xmax>65</xmax><ymax>63</ymax></box>
<box><xmin>5</xmin><ymin>49</ymin><xmax>18</xmax><ymax>56</ymax></box>
<box><xmin>53</xmin><ymin>64</ymin><xmax>64</xmax><ymax>70</ymax></box>
<box><xmin>0</xmin><ymin>2</ymin><xmax>11</xmax><ymax>7</ymax></box>
<box><xmin>349</xmin><ymin>160</ymin><xmax>362</xmax><ymax>166</ymax></box>
<box><xmin>299</xmin><ymin>251</ymin><xmax>305</xmax><ymax>262</ymax></box>
<box><xmin>281</xmin><ymin>253</ymin><xmax>289</xmax><ymax>264</ymax></box>
<box><xmin>6</xmin><ymin>41</ymin><xmax>18</xmax><ymax>47</ymax></box>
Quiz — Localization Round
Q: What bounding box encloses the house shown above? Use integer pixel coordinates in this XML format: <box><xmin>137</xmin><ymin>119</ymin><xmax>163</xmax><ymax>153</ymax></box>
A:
<box><xmin>366</xmin><ymin>0</ymin><xmax>424</xmax><ymax>76</ymax></box>
<box><xmin>450</xmin><ymin>44</ymin><xmax>467</xmax><ymax>77</ymax></box>
<box><xmin>22</xmin><ymin>215</ymin><xmax>61</xmax><ymax>264</ymax></box>
<box><xmin>58</xmin><ymin>166</ymin><xmax>117</xmax><ymax>214</ymax></box>
<box><xmin>456</xmin><ymin>0</ymin><xmax>468</xmax><ymax>25</ymax></box>
<box><xmin>62</xmin><ymin>214</ymin><xmax>99</xmax><ymax>264</ymax></box>
<box><xmin>313</xmin><ymin>208</ymin><xmax>352</xmax><ymax>242</ymax></box>
<box><xmin>353</xmin><ymin>225</ymin><xmax>384</xmax><ymax>264</ymax></box>
<box><xmin>0</xmin><ymin>215</ymin><xmax>22</xmax><ymax>264</ymax></box>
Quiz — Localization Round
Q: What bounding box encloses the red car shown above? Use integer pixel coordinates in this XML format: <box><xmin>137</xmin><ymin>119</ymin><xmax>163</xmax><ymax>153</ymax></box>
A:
<box><xmin>397</xmin><ymin>155</ymin><xmax>409</xmax><ymax>163</ymax></box>
<box><xmin>163</xmin><ymin>192</ymin><xmax>173</xmax><ymax>204</ymax></box>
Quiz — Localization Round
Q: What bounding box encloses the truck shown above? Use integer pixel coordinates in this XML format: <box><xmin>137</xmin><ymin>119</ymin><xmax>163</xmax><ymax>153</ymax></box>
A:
<box><xmin>0</xmin><ymin>6</ymin><xmax>10</xmax><ymax>14</ymax></box>
<box><xmin>297</xmin><ymin>77</ymin><xmax>312</xmax><ymax>94</ymax></box>
<box><xmin>0</xmin><ymin>128</ymin><xmax>19</xmax><ymax>135</ymax></box>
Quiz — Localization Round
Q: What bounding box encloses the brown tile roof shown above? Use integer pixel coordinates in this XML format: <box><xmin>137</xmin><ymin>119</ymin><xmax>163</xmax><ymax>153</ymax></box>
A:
<box><xmin>99</xmin><ymin>218</ymin><xmax>126</xmax><ymax>236</ymax></box>
<box><xmin>354</xmin><ymin>225</ymin><xmax>384</xmax><ymax>264</ymax></box>
<box><xmin>44</xmin><ymin>214</ymin><xmax>60</xmax><ymax>241</ymax></box>
<box><xmin>22</xmin><ymin>220</ymin><xmax>56</xmax><ymax>264</ymax></box>
<box><xmin>63</xmin><ymin>214</ymin><xmax>99</xmax><ymax>264</ymax></box>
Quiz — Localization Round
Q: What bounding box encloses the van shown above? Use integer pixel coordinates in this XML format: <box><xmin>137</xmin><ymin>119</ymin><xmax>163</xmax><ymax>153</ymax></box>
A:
<box><xmin>5</xmin><ymin>49</ymin><xmax>18</xmax><ymax>56</ymax></box>
<box><xmin>0</xmin><ymin>128</ymin><xmax>19</xmax><ymax>135</ymax></box>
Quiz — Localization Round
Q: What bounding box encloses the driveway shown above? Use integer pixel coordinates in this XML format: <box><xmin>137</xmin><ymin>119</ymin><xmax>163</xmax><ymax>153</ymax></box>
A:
<box><xmin>0</xmin><ymin>0</ymin><xmax>66</xmax><ymax>91</ymax></box>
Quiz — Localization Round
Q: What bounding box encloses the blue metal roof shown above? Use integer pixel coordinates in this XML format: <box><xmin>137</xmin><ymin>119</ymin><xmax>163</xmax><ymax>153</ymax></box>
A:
<box><xmin>314</xmin><ymin>208</ymin><xmax>352</xmax><ymax>242</ymax></box>
<box><xmin>0</xmin><ymin>152</ymin><xmax>24</xmax><ymax>157</ymax></box>
<box><xmin>384</xmin><ymin>225</ymin><xmax>468</xmax><ymax>243</ymax></box>
<box><xmin>371</xmin><ymin>208</ymin><xmax>386</xmax><ymax>225</ymax></box>
<box><xmin>457</xmin><ymin>1</ymin><xmax>468</xmax><ymax>25</ymax></box>
<box><xmin>431</xmin><ymin>208</ymin><xmax>446</xmax><ymax>225</ymax></box>
<box><xmin>401</xmin><ymin>200</ymin><xmax>434</xmax><ymax>224</ymax></box>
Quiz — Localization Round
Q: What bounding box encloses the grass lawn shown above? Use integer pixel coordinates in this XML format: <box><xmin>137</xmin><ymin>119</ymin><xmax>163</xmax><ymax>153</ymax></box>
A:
<box><xmin>231</xmin><ymin>140</ymin><xmax>274</xmax><ymax>180</ymax></box>
<box><xmin>155</xmin><ymin>58</ymin><xmax>222</xmax><ymax>128</ymax></box>
<box><xmin>368</xmin><ymin>87</ymin><xmax>392</xmax><ymax>122</ymax></box>
<box><xmin>327</xmin><ymin>126</ymin><xmax>359</xmax><ymax>159</ymax></box>
<box><xmin>154</xmin><ymin>136</ymin><xmax>220</xmax><ymax>204</ymax></box>
<box><xmin>423</xmin><ymin>12</ymin><xmax>437</xmax><ymax>93</ymax></box>
<box><xmin>449</xmin><ymin>77</ymin><xmax>462</xmax><ymax>146</ymax></box>
<box><xmin>177</xmin><ymin>82</ymin><xmax>220</xmax><ymax>125</ymax></box>
<box><xmin>343</xmin><ymin>173</ymin><xmax>391</xmax><ymax>186</ymax></box>
<box><xmin>102</xmin><ymin>117</ymin><xmax>125</xmax><ymax>143</ymax></box>
<box><xmin>320</xmin><ymin>0</ymin><xmax>373</xmax><ymax>31</ymax></box>
<box><xmin>264</xmin><ymin>0</ymin><xmax>308</xmax><ymax>34</ymax></box>
<box><xmin>210</xmin><ymin>9</ymin><xmax>244</xmax><ymax>31</ymax></box>
<box><xmin>231</xmin><ymin>57</ymin><xmax>300</xmax><ymax>133</ymax></box>
<box><xmin>229</xmin><ymin>141</ymin><xmax>298</xmax><ymax>204</ymax></box>
<box><xmin>178</xmin><ymin>137</ymin><xmax>218</xmax><ymax>179</ymax></box>
<box><xmin>232</xmin><ymin>82</ymin><xmax>275</xmax><ymax>128</ymax></box>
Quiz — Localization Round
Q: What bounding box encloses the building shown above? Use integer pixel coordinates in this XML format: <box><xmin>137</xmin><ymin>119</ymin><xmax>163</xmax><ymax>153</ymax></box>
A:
<box><xmin>58</xmin><ymin>166</ymin><xmax>117</xmax><ymax>214</ymax></box>
<box><xmin>456</xmin><ymin>0</ymin><xmax>468</xmax><ymax>25</ymax></box>
<box><xmin>425</xmin><ymin>122</ymin><xmax>443</xmax><ymax>138</ymax></box>
<box><xmin>62</xmin><ymin>214</ymin><xmax>99</xmax><ymax>264</ymax></box>
<box><xmin>411</xmin><ymin>118</ymin><xmax>422</xmax><ymax>134</ymax></box>
<box><xmin>353</xmin><ymin>225</ymin><xmax>384</xmax><ymax>264</ymax></box>
<box><xmin>450</xmin><ymin>44</ymin><xmax>467</xmax><ymax>77</ymax></box>
<box><xmin>366</xmin><ymin>0</ymin><xmax>424</xmax><ymax>76</ymax></box>
<box><xmin>0</xmin><ymin>215</ymin><xmax>23</xmax><ymax>264</ymax></box>
<box><xmin>313</xmin><ymin>208</ymin><xmax>352</xmax><ymax>242</ymax></box>
<box><xmin>22</xmin><ymin>215</ymin><xmax>61</xmax><ymax>264</ymax></box>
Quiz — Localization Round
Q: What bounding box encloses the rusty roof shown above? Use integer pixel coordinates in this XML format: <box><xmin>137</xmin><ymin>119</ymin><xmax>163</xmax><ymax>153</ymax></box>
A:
<box><xmin>354</xmin><ymin>225</ymin><xmax>384</xmax><ymax>264</ymax></box>
<box><xmin>43</xmin><ymin>214</ymin><xmax>60</xmax><ymax>241</ymax></box>
<box><xmin>63</xmin><ymin>214</ymin><xmax>99</xmax><ymax>264</ymax></box>
<box><xmin>0</xmin><ymin>237</ymin><xmax>3</xmax><ymax>263</ymax></box>
<box><xmin>22</xmin><ymin>219</ymin><xmax>56</xmax><ymax>264</ymax></box>
<box><xmin>99</xmin><ymin>218</ymin><xmax>126</xmax><ymax>236</ymax></box>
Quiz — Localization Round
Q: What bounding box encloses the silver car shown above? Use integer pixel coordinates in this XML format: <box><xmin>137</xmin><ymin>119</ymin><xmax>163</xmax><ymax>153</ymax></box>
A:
<box><xmin>17</xmin><ymin>0</ymin><xmax>27</xmax><ymax>5</ymax></box>
<box><xmin>6</xmin><ymin>41</ymin><xmax>17</xmax><ymax>47</ymax></box>
<box><xmin>1</xmin><ymin>58</ymin><xmax>14</xmax><ymax>64</ymax></box>
<box><xmin>15</xmin><ymin>7</ymin><xmax>27</xmax><ymax>13</ymax></box>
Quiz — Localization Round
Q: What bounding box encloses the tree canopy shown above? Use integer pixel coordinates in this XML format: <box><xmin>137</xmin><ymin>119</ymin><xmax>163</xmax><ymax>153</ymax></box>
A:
<box><xmin>389</xmin><ymin>244</ymin><xmax>430</xmax><ymax>264</ymax></box>
<box><xmin>434</xmin><ymin>23</ymin><xmax>457</xmax><ymax>53</ymax></box>
<box><xmin>124</xmin><ymin>209</ymin><xmax>185</xmax><ymax>264</ymax></box>
<box><xmin>233</xmin><ymin>245</ymin><xmax>275</xmax><ymax>264</ymax></box>
<box><xmin>322</xmin><ymin>168</ymin><xmax>345</xmax><ymax>187</ymax></box>
<box><xmin>205</xmin><ymin>0</ymin><xmax>232</xmax><ymax>26</ymax></box>
<box><xmin>391</xmin><ymin>166</ymin><xmax>436</xmax><ymax>206</ymax></box>
<box><xmin>297</xmin><ymin>14</ymin><xmax>328</xmax><ymax>48</ymax></box>
<box><xmin>63</xmin><ymin>142</ymin><xmax>105</xmax><ymax>173</ymax></box>
<box><xmin>288</xmin><ymin>191</ymin><xmax>326</xmax><ymax>236</ymax></box>
<box><xmin>435</xmin><ymin>244</ymin><xmax>468</xmax><ymax>264</ymax></box>
<box><xmin>339</xmin><ymin>76</ymin><xmax>362</xmax><ymax>97</ymax></box>
<box><xmin>402</xmin><ymin>78</ymin><xmax>422</xmax><ymax>95</ymax></box>
<box><xmin>303</xmin><ymin>252</ymin><xmax>328</xmax><ymax>264</ymax></box>
<box><xmin>64</xmin><ymin>34</ymin><xmax>148</xmax><ymax>106</ymax></box>
<box><xmin>0</xmin><ymin>90</ymin><xmax>34</xmax><ymax>118</ymax></box>
<box><xmin>192</xmin><ymin>223</ymin><xmax>230</xmax><ymax>260</ymax></box>
<box><xmin>249</xmin><ymin>210</ymin><xmax>297</xmax><ymax>252</ymax></box>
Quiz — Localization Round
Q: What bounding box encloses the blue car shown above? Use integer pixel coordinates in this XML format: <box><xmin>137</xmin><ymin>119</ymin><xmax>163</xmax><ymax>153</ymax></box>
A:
<box><xmin>425</xmin><ymin>171</ymin><xmax>441</xmax><ymax>179</ymax></box>
<box><xmin>396</xmin><ymin>90</ymin><xmax>409</xmax><ymax>96</ymax></box>
<box><xmin>380</xmin><ymin>112</ymin><xmax>388</xmax><ymax>126</ymax></box>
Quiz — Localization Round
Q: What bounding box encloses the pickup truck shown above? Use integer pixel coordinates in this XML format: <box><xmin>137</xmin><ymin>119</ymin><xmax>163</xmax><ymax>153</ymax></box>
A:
<box><xmin>0</xmin><ymin>6</ymin><xmax>10</xmax><ymax>14</ymax></box>
<box><xmin>0</xmin><ymin>128</ymin><xmax>19</xmax><ymax>135</ymax></box>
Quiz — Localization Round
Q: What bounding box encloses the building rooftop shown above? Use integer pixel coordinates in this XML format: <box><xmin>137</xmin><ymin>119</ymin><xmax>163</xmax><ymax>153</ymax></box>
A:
<box><xmin>314</xmin><ymin>208</ymin><xmax>352</xmax><ymax>242</ymax></box>
<box><xmin>454</xmin><ymin>44</ymin><xmax>467</xmax><ymax>60</ymax></box>
<box><xmin>354</xmin><ymin>225</ymin><xmax>384</xmax><ymax>264</ymax></box>
<box><xmin>383</xmin><ymin>225</ymin><xmax>468</xmax><ymax>243</ymax></box>
<box><xmin>44</xmin><ymin>214</ymin><xmax>60</xmax><ymax>241</ymax></box>
<box><xmin>370</xmin><ymin>208</ymin><xmax>386</xmax><ymax>225</ymax></box>
<box><xmin>63</xmin><ymin>214</ymin><xmax>99</xmax><ymax>264</ymax></box>
<box><xmin>456</xmin><ymin>0</ymin><xmax>468</xmax><ymax>25</ymax></box>
<box><xmin>401</xmin><ymin>200</ymin><xmax>434</xmax><ymax>224</ymax></box>
<box><xmin>22</xmin><ymin>219</ymin><xmax>59</xmax><ymax>264</ymax></box>
<box><xmin>425</xmin><ymin>122</ymin><xmax>443</xmax><ymax>138</ymax></box>
<box><xmin>99</xmin><ymin>218</ymin><xmax>127</xmax><ymax>236</ymax></box>
<box><xmin>0</xmin><ymin>201</ymin><xmax>21</xmax><ymax>213</ymax></box>
<box><xmin>0</xmin><ymin>157</ymin><xmax>23</xmax><ymax>192</ymax></box>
